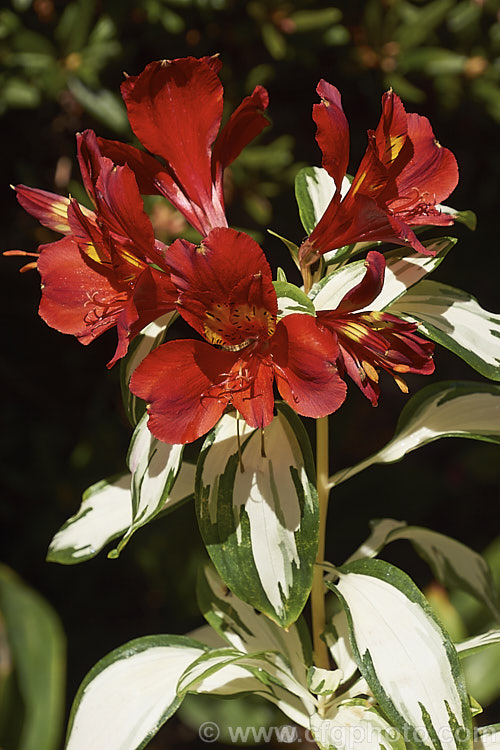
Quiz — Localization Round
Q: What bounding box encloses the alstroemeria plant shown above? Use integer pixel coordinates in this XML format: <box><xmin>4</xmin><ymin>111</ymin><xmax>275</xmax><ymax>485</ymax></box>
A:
<box><xmin>9</xmin><ymin>55</ymin><xmax>500</xmax><ymax>750</ymax></box>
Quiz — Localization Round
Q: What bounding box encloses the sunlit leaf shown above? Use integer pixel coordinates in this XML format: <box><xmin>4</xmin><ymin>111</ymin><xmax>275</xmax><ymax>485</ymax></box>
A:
<box><xmin>328</xmin><ymin>559</ymin><xmax>472</xmax><ymax>750</ymax></box>
<box><xmin>196</xmin><ymin>404</ymin><xmax>318</xmax><ymax>628</ymax></box>
<box><xmin>330</xmin><ymin>382</ymin><xmax>500</xmax><ymax>488</ymax></box>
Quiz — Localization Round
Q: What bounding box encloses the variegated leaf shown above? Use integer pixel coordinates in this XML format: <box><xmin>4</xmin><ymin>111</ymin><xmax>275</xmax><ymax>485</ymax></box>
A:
<box><xmin>65</xmin><ymin>636</ymin><xmax>206</xmax><ymax>750</ymax></box>
<box><xmin>310</xmin><ymin>239</ymin><xmax>455</xmax><ymax>312</ymax></box>
<box><xmin>330</xmin><ymin>382</ymin><xmax>500</xmax><ymax>488</ymax></box>
<box><xmin>475</xmin><ymin>726</ymin><xmax>500</xmax><ymax>750</ymax></box>
<box><xmin>177</xmin><ymin>646</ymin><xmax>313</xmax><ymax>726</ymax></box>
<box><xmin>456</xmin><ymin>630</ymin><xmax>500</xmax><ymax>659</ymax></box>
<box><xmin>437</xmin><ymin>204</ymin><xmax>477</xmax><ymax>231</ymax></box>
<box><xmin>328</xmin><ymin>559</ymin><xmax>473</xmax><ymax>750</ymax></box>
<box><xmin>273</xmin><ymin>280</ymin><xmax>316</xmax><ymax>317</ymax></box>
<box><xmin>347</xmin><ymin>519</ymin><xmax>500</xmax><ymax>622</ymax></box>
<box><xmin>196</xmin><ymin>404</ymin><xmax>318</xmax><ymax>628</ymax></box>
<box><xmin>47</xmin><ymin>462</ymin><xmax>195</xmax><ymax>565</ymax></box>
<box><xmin>47</xmin><ymin>474</ymin><xmax>132</xmax><ymax>564</ymax></box>
<box><xmin>323</xmin><ymin>608</ymin><xmax>359</xmax><ymax>685</ymax></box>
<box><xmin>109</xmin><ymin>414</ymin><xmax>185</xmax><ymax>557</ymax></box>
<box><xmin>310</xmin><ymin>698</ymin><xmax>406</xmax><ymax>750</ymax></box>
<box><xmin>295</xmin><ymin>166</ymin><xmax>350</xmax><ymax>235</ymax></box>
<box><xmin>389</xmin><ymin>280</ymin><xmax>500</xmax><ymax>381</ymax></box>
<box><xmin>197</xmin><ymin>564</ymin><xmax>312</xmax><ymax>684</ymax></box>
<box><xmin>120</xmin><ymin>313</ymin><xmax>176</xmax><ymax>426</ymax></box>
<box><xmin>307</xmin><ymin>666</ymin><xmax>343</xmax><ymax>696</ymax></box>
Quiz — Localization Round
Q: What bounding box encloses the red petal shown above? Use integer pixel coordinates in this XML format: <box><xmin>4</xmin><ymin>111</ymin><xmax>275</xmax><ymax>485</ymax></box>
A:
<box><xmin>93</xmin><ymin>160</ymin><xmax>159</xmax><ymax>263</ymax></box>
<box><xmin>37</xmin><ymin>236</ymin><xmax>124</xmax><ymax>343</ymax></box>
<box><xmin>15</xmin><ymin>185</ymin><xmax>74</xmax><ymax>234</ymax></box>
<box><xmin>396</xmin><ymin>112</ymin><xmax>458</xmax><ymax>206</ymax></box>
<box><xmin>130</xmin><ymin>339</ymin><xmax>237</xmax><ymax>444</ymax></box>
<box><xmin>212</xmin><ymin>85</ymin><xmax>270</xmax><ymax>190</ymax></box>
<box><xmin>108</xmin><ymin>267</ymin><xmax>177</xmax><ymax>367</ymax></box>
<box><xmin>167</xmin><ymin>228</ymin><xmax>275</xmax><ymax>336</ymax></box>
<box><xmin>76</xmin><ymin>130</ymin><xmax>105</xmax><ymax>206</ymax></box>
<box><xmin>336</xmin><ymin>251</ymin><xmax>386</xmax><ymax>313</ymax></box>
<box><xmin>270</xmin><ymin>315</ymin><xmax>346</xmax><ymax>418</ymax></box>
<box><xmin>231</xmin><ymin>359</ymin><xmax>275</xmax><ymax>429</ymax></box>
<box><xmin>121</xmin><ymin>58</ymin><xmax>227</xmax><ymax>233</ymax></box>
<box><xmin>373</xmin><ymin>91</ymin><xmax>411</xmax><ymax>170</ymax></box>
<box><xmin>313</xmin><ymin>79</ymin><xmax>350</xmax><ymax>193</ymax></box>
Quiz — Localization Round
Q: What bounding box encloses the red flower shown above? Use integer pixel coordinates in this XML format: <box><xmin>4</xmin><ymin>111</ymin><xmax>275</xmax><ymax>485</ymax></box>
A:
<box><xmin>97</xmin><ymin>57</ymin><xmax>270</xmax><ymax>237</ymax></box>
<box><xmin>299</xmin><ymin>83</ymin><xmax>458</xmax><ymax>268</ymax></box>
<box><xmin>316</xmin><ymin>251</ymin><xmax>435</xmax><ymax>405</ymax></box>
<box><xmin>130</xmin><ymin>228</ymin><xmax>346</xmax><ymax>444</ymax></box>
<box><xmin>15</xmin><ymin>131</ymin><xmax>177</xmax><ymax>366</ymax></box>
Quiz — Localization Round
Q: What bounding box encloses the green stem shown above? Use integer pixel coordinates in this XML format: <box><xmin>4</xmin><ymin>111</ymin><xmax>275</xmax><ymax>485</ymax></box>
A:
<box><xmin>311</xmin><ymin>415</ymin><xmax>330</xmax><ymax>670</ymax></box>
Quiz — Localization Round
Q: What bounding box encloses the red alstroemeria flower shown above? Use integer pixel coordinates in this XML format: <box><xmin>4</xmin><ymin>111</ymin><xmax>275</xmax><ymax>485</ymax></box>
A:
<box><xmin>316</xmin><ymin>251</ymin><xmax>435</xmax><ymax>405</ymax></box>
<box><xmin>299</xmin><ymin>82</ymin><xmax>458</xmax><ymax>267</ymax></box>
<box><xmin>14</xmin><ymin>130</ymin><xmax>177</xmax><ymax>366</ymax></box>
<box><xmin>130</xmin><ymin>228</ymin><xmax>346</xmax><ymax>444</ymax></box>
<box><xmin>96</xmin><ymin>56</ymin><xmax>269</xmax><ymax>237</ymax></box>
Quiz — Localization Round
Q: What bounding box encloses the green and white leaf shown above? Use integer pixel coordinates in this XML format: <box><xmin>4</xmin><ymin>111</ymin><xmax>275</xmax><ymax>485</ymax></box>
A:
<box><xmin>310</xmin><ymin>238</ymin><xmax>455</xmax><ymax>312</ymax></box>
<box><xmin>327</xmin><ymin>559</ymin><xmax>473</xmax><ymax>750</ymax></box>
<box><xmin>324</xmin><ymin>608</ymin><xmax>359</xmax><ymax>685</ymax></box>
<box><xmin>120</xmin><ymin>313</ymin><xmax>176</xmax><ymax>426</ymax></box>
<box><xmin>65</xmin><ymin>636</ymin><xmax>206</xmax><ymax>750</ymax></box>
<box><xmin>330</xmin><ymin>382</ymin><xmax>500</xmax><ymax>488</ymax></box>
<box><xmin>310</xmin><ymin>698</ymin><xmax>406</xmax><ymax>750</ymax></box>
<box><xmin>196</xmin><ymin>404</ymin><xmax>318</xmax><ymax>628</ymax></box>
<box><xmin>456</xmin><ymin>630</ymin><xmax>500</xmax><ymax>659</ymax></box>
<box><xmin>295</xmin><ymin>166</ymin><xmax>350</xmax><ymax>235</ymax></box>
<box><xmin>437</xmin><ymin>204</ymin><xmax>477</xmax><ymax>231</ymax></box>
<box><xmin>475</xmin><ymin>726</ymin><xmax>500</xmax><ymax>750</ymax></box>
<box><xmin>389</xmin><ymin>280</ymin><xmax>500</xmax><ymax>381</ymax></box>
<box><xmin>48</xmin><ymin>462</ymin><xmax>195</xmax><ymax>564</ymax></box>
<box><xmin>0</xmin><ymin>565</ymin><xmax>65</xmax><ymax>750</ymax></box>
<box><xmin>178</xmin><ymin>646</ymin><xmax>313</xmax><ymax>727</ymax></box>
<box><xmin>347</xmin><ymin>519</ymin><xmax>500</xmax><ymax>621</ymax></box>
<box><xmin>273</xmin><ymin>280</ymin><xmax>316</xmax><ymax>317</ymax></box>
<box><xmin>197</xmin><ymin>564</ymin><xmax>311</xmax><ymax>684</ymax></box>
<box><xmin>308</xmin><ymin>666</ymin><xmax>343</xmax><ymax>696</ymax></box>
<box><xmin>47</xmin><ymin>473</ymin><xmax>132</xmax><ymax>564</ymax></box>
<box><xmin>109</xmin><ymin>413</ymin><xmax>185</xmax><ymax>557</ymax></box>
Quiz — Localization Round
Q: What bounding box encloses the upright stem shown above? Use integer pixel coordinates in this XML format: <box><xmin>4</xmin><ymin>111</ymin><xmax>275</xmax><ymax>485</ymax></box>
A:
<box><xmin>311</xmin><ymin>415</ymin><xmax>330</xmax><ymax>670</ymax></box>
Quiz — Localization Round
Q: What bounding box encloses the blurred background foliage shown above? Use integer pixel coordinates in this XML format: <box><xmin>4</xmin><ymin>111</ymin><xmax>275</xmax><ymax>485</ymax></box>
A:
<box><xmin>1</xmin><ymin>0</ymin><xmax>500</xmax><ymax>747</ymax></box>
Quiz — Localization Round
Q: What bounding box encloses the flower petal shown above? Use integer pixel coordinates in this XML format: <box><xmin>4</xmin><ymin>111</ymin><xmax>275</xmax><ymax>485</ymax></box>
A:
<box><xmin>167</xmin><ymin>228</ymin><xmax>275</xmax><ymax>337</ymax></box>
<box><xmin>396</xmin><ymin>111</ymin><xmax>459</xmax><ymax>208</ymax></box>
<box><xmin>212</xmin><ymin>85</ymin><xmax>269</xmax><ymax>183</ymax></box>
<box><xmin>15</xmin><ymin>185</ymin><xmax>75</xmax><ymax>234</ymax></box>
<box><xmin>121</xmin><ymin>58</ymin><xmax>227</xmax><ymax>233</ymax></box>
<box><xmin>313</xmin><ymin>79</ymin><xmax>350</xmax><ymax>193</ymax></box>
<box><xmin>271</xmin><ymin>314</ymin><xmax>346</xmax><ymax>418</ymax></box>
<box><xmin>336</xmin><ymin>251</ymin><xmax>386</xmax><ymax>314</ymax></box>
<box><xmin>129</xmin><ymin>339</ymin><xmax>238</xmax><ymax>444</ymax></box>
<box><xmin>37</xmin><ymin>236</ymin><xmax>123</xmax><ymax>343</ymax></box>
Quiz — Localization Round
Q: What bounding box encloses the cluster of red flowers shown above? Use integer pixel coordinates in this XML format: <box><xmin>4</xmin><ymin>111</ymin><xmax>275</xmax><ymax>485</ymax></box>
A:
<box><xmin>13</xmin><ymin>56</ymin><xmax>458</xmax><ymax>444</ymax></box>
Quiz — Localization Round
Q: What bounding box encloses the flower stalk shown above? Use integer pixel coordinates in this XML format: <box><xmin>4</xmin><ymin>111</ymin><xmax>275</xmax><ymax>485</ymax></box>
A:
<box><xmin>311</xmin><ymin>415</ymin><xmax>331</xmax><ymax>670</ymax></box>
